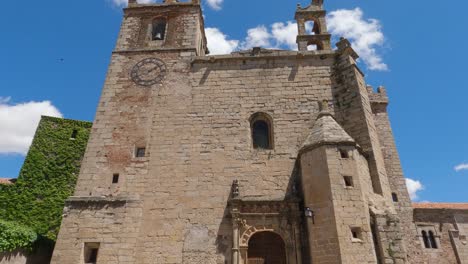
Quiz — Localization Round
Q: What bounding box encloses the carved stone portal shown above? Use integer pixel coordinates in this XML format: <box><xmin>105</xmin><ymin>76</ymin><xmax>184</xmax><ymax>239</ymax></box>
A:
<box><xmin>230</xmin><ymin>199</ymin><xmax>302</xmax><ymax>264</ymax></box>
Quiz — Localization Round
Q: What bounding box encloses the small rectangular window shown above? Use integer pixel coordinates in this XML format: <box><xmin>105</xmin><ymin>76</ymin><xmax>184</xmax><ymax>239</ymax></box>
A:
<box><xmin>84</xmin><ymin>242</ymin><xmax>99</xmax><ymax>264</ymax></box>
<box><xmin>135</xmin><ymin>147</ymin><xmax>146</xmax><ymax>158</ymax></box>
<box><xmin>71</xmin><ymin>129</ymin><xmax>78</xmax><ymax>139</ymax></box>
<box><xmin>112</xmin><ymin>174</ymin><xmax>119</xmax><ymax>184</ymax></box>
<box><xmin>344</xmin><ymin>176</ymin><xmax>354</xmax><ymax>188</ymax></box>
<box><xmin>351</xmin><ymin>227</ymin><xmax>362</xmax><ymax>241</ymax></box>
<box><xmin>339</xmin><ymin>149</ymin><xmax>349</xmax><ymax>159</ymax></box>
<box><xmin>392</xmin><ymin>193</ymin><xmax>399</xmax><ymax>202</ymax></box>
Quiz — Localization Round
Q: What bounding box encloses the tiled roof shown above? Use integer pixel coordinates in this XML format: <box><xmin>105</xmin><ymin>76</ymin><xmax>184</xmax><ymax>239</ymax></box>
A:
<box><xmin>0</xmin><ymin>178</ymin><xmax>14</xmax><ymax>185</ymax></box>
<box><xmin>413</xmin><ymin>203</ymin><xmax>468</xmax><ymax>210</ymax></box>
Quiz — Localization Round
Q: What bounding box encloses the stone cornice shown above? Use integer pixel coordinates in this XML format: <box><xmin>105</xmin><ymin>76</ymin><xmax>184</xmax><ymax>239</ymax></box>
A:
<box><xmin>192</xmin><ymin>50</ymin><xmax>336</xmax><ymax>64</ymax></box>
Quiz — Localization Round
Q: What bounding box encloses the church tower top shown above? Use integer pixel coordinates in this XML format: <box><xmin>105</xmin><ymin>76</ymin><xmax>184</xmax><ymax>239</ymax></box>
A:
<box><xmin>295</xmin><ymin>0</ymin><xmax>331</xmax><ymax>51</ymax></box>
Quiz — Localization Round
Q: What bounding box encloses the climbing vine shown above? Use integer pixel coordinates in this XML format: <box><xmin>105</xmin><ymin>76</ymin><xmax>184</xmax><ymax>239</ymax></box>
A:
<box><xmin>0</xmin><ymin>220</ymin><xmax>37</xmax><ymax>252</ymax></box>
<box><xmin>0</xmin><ymin>116</ymin><xmax>91</xmax><ymax>249</ymax></box>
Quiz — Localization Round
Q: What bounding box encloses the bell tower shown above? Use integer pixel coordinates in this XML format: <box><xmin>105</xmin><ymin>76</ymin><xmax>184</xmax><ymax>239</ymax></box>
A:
<box><xmin>295</xmin><ymin>0</ymin><xmax>331</xmax><ymax>51</ymax></box>
<box><xmin>120</xmin><ymin>0</ymin><xmax>207</xmax><ymax>55</ymax></box>
<box><xmin>51</xmin><ymin>1</ymin><xmax>208</xmax><ymax>263</ymax></box>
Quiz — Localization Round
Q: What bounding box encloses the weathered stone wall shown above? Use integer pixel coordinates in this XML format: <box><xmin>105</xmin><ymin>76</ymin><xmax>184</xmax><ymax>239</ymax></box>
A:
<box><xmin>51</xmin><ymin>198</ymin><xmax>143</xmax><ymax>263</ymax></box>
<box><xmin>412</xmin><ymin>208</ymin><xmax>468</xmax><ymax>264</ymax></box>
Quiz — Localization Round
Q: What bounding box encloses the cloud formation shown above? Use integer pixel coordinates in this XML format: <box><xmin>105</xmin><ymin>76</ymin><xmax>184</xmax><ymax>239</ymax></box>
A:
<box><xmin>205</xmin><ymin>8</ymin><xmax>387</xmax><ymax>71</ymax></box>
<box><xmin>206</xmin><ymin>0</ymin><xmax>223</xmax><ymax>10</ymax></box>
<box><xmin>455</xmin><ymin>163</ymin><xmax>468</xmax><ymax>172</ymax></box>
<box><xmin>0</xmin><ymin>97</ymin><xmax>62</xmax><ymax>155</ymax></box>
<box><xmin>406</xmin><ymin>178</ymin><xmax>424</xmax><ymax>200</ymax></box>
<box><xmin>327</xmin><ymin>8</ymin><xmax>387</xmax><ymax>71</ymax></box>
<box><xmin>205</xmin><ymin>28</ymin><xmax>239</xmax><ymax>55</ymax></box>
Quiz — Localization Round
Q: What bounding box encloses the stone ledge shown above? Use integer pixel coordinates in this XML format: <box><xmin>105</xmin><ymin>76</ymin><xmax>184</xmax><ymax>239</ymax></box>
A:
<box><xmin>192</xmin><ymin>50</ymin><xmax>335</xmax><ymax>64</ymax></box>
<box><xmin>66</xmin><ymin>195</ymin><xmax>140</xmax><ymax>204</ymax></box>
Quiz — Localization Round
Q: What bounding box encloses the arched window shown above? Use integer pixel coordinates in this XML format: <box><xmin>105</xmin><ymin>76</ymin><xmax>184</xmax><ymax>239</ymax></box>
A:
<box><xmin>422</xmin><ymin>231</ymin><xmax>431</xmax><ymax>248</ymax></box>
<box><xmin>152</xmin><ymin>19</ymin><xmax>167</xmax><ymax>40</ymax></box>
<box><xmin>250</xmin><ymin>113</ymin><xmax>273</xmax><ymax>150</ymax></box>
<box><xmin>428</xmin><ymin>231</ymin><xmax>438</xmax><ymax>249</ymax></box>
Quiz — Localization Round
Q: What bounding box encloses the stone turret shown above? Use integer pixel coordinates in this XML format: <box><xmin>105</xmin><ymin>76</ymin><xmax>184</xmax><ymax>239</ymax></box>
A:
<box><xmin>299</xmin><ymin>101</ymin><xmax>380</xmax><ymax>263</ymax></box>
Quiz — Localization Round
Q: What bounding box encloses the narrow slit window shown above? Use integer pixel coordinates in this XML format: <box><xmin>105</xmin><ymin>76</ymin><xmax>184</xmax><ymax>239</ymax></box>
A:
<box><xmin>152</xmin><ymin>19</ymin><xmax>167</xmax><ymax>40</ymax></box>
<box><xmin>135</xmin><ymin>147</ymin><xmax>146</xmax><ymax>158</ymax></box>
<box><xmin>422</xmin><ymin>231</ymin><xmax>430</xmax><ymax>248</ymax></box>
<box><xmin>84</xmin><ymin>242</ymin><xmax>100</xmax><ymax>264</ymax></box>
<box><xmin>392</xmin><ymin>192</ymin><xmax>399</xmax><ymax>202</ymax></box>
<box><xmin>344</xmin><ymin>176</ymin><xmax>354</xmax><ymax>187</ymax></box>
<box><xmin>429</xmin><ymin>231</ymin><xmax>438</xmax><ymax>249</ymax></box>
<box><xmin>112</xmin><ymin>174</ymin><xmax>119</xmax><ymax>184</ymax></box>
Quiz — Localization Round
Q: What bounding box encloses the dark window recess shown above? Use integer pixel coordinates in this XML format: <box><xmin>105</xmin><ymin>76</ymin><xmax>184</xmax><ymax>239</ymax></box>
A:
<box><xmin>152</xmin><ymin>20</ymin><xmax>167</xmax><ymax>40</ymax></box>
<box><xmin>252</xmin><ymin>120</ymin><xmax>271</xmax><ymax>149</ymax></box>
<box><xmin>136</xmin><ymin>147</ymin><xmax>146</xmax><ymax>158</ymax></box>
<box><xmin>71</xmin><ymin>129</ymin><xmax>78</xmax><ymax>139</ymax></box>
<box><xmin>344</xmin><ymin>176</ymin><xmax>354</xmax><ymax>187</ymax></box>
<box><xmin>351</xmin><ymin>227</ymin><xmax>362</xmax><ymax>240</ymax></box>
<box><xmin>429</xmin><ymin>231</ymin><xmax>438</xmax><ymax>249</ymax></box>
<box><xmin>112</xmin><ymin>174</ymin><xmax>119</xmax><ymax>184</ymax></box>
<box><xmin>422</xmin><ymin>231</ymin><xmax>431</xmax><ymax>248</ymax></box>
<box><xmin>84</xmin><ymin>243</ymin><xmax>99</xmax><ymax>264</ymax></box>
<box><xmin>339</xmin><ymin>149</ymin><xmax>349</xmax><ymax>159</ymax></box>
<box><xmin>392</xmin><ymin>192</ymin><xmax>399</xmax><ymax>202</ymax></box>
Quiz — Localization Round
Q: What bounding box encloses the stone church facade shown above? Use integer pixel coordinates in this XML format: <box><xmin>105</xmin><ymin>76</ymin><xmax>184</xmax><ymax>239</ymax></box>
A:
<box><xmin>51</xmin><ymin>0</ymin><xmax>468</xmax><ymax>263</ymax></box>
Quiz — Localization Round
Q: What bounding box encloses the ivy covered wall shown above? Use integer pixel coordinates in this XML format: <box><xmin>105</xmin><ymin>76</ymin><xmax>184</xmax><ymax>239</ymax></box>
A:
<box><xmin>0</xmin><ymin>116</ymin><xmax>92</xmax><ymax>251</ymax></box>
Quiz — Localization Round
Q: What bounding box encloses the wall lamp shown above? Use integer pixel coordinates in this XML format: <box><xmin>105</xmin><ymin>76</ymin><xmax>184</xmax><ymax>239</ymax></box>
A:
<box><xmin>305</xmin><ymin>207</ymin><xmax>315</xmax><ymax>224</ymax></box>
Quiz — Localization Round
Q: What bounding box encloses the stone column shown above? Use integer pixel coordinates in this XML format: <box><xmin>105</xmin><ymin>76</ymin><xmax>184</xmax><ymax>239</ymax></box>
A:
<box><xmin>232</xmin><ymin>209</ymin><xmax>240</xmax><ymax>264</ymax></box>
<box><xmin>293</xmin><ymin>220</ymin><xmax>302</xmax><ymax>264</ymax></box>
<box><xmin>297</xmin><ymin>19</ymin><xmax>306</xmax><ymax>35</ymax></box>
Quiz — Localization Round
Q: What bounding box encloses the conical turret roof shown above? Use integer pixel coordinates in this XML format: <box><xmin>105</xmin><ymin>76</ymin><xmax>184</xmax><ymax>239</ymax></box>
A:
<box><xmin>301</xmin><ymin>110</ymin><xmax>355</xmax><ymax>152</ymax></box>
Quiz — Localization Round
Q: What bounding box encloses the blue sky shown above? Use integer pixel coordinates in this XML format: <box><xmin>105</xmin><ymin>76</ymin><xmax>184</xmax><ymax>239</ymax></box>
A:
<box><xmin>0</xmin><ymin>0</ymin><xmax>467</xmax><ymax>202</ymax></box>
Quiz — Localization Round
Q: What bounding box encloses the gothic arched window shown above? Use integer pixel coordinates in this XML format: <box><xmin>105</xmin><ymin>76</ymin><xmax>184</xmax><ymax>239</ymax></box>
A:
<box><xmin>250</xmin><ymin>113</ymin><xmax>273</xmax><ymax>150</ymax></box>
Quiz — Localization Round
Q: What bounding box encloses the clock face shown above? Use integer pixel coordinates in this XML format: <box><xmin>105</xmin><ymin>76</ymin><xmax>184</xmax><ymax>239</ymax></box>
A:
<box><xmin>130</xmin><ymin>58</ymin><xmax>167</xmax><ymax>86</ymax></box>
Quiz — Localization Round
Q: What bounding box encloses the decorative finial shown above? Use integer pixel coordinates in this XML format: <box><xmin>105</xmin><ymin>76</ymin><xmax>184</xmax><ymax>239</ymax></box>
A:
<box><xmin>319</xmin><ymin>100</ymin><xmax>329</xmax><ymax>112</ymax></box>
<box><xmin>232</xmin><ymin>180</ymin><xmax>239</xmax><ymax>198</ymax></box>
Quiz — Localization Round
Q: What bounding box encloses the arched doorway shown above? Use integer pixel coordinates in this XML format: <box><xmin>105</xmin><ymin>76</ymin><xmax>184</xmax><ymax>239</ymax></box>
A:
<box><xmin>248</xmin><ymin>232</ymin><xmax>287</xmax><ymax>264</ymax></box>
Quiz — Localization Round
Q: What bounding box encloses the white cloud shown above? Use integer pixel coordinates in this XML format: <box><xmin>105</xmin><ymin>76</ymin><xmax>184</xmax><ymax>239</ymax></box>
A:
<box><xmin>271</xmin><ymin>22</ymin><xmax>298</xmax><ymax>50</ymax></box>
<box><xmin>327</xmin><ymin>8</ymin><xmax>388</xmax><ymax>71</ymax></box>
<box><xmin>206</xmin><ymin>0</ymin><xmax>223</xmax><ymax>10</ymax></box>
<box><xmin>242</xmin><ymin>26</ymin><xmax>272</xmax><ymax>49</ymax></box>
<box><xmin>406</xmin><ymin>178</ymin><xmax>424</xmax><ymax>201</ymax></box>
<box><xmin>204</xmin><ymin>8</ymin><xmax>387</xmax><ymax>71</ymax></box>
<box><xmin>0</xmin><ymin>97</ymin><xmax>62</xmax><ymax>155</ymax></box>
<box><xmin>455</xmin><ymin>163</ymin><xmax>468</xmax><ymax>172</ymax></box>
<box><xmin>205</xmin><ymin>28</ymin><xmax>239</xmax><ymax>55</ymax></box>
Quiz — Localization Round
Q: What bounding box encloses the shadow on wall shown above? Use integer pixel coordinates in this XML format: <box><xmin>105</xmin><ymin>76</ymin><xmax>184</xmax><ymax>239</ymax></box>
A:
<box><xmin>0</xmin><ymin>241</ymin><xmax>53</xmax><ymax>264</ymax></box>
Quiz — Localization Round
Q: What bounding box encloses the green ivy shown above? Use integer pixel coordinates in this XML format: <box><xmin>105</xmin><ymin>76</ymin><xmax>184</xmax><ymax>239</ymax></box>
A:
<box><xmin>0</xmin><ymin>116</ymin><xmax>92</xmax><ymax>248</ymax></box>
<box><xmin>0</xmin><ymin>220</ymin><xmax>37</xmax><ymax>252</ymax></box>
